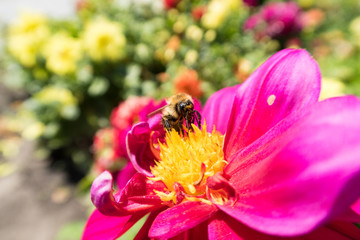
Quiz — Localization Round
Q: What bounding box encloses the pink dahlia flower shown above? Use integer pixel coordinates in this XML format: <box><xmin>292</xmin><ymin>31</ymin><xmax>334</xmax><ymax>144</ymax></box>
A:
<box><xmin>83</xmin><ymin>49</ymin><xmax>360</xmax><ymax>239</ymax></box>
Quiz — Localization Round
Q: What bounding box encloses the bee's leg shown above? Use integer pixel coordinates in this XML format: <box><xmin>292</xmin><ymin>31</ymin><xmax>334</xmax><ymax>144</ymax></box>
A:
<box><xmin>180</xmin><ymin>126</ymin><xmax>185</xmax><ymax>137</ymax></box>
<box><xmin>193</xmin><ymin>110</ymin><xmax>202</xmax><ymax>128</ymax></box>
<box><xmin>176</xmin><ymin>118</ymin><xmax>185</xmax><ymax>136</ymax></box>
<box><xmin>185</xmin><ymin>113</ymin><xmax>193</xmax><ymax>132</ymax></box>
<box><xmin>162</xmin><ymin>117</ymin><xmax>173</xmax><ymax>133</ymax></box>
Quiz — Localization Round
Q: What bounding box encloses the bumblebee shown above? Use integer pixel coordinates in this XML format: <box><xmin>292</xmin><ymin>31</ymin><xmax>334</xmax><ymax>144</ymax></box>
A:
<box><xmin>148</xmin><ymin>93</ymin><xmax>201</xmax><ymax>135</ymax></box>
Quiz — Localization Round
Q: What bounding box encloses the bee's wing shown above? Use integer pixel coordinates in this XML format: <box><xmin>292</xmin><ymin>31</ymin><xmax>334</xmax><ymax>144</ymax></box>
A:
<box><xmin>147</xmin><ymin>105</ymin><xmax>167</xmax><ymax>118</ymax></box>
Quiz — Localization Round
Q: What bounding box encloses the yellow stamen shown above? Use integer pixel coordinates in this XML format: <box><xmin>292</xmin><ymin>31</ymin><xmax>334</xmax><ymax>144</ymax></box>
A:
<box><xmin>153</xmin><ymin>190</ymin><xmax>176</xmax><ymax>203</ymax></box>
<box><xmin>185</xmin><ymin>196</ymin><xmax>212</xmax><ymax>205</ymax></box>
<box><xmin>209</xmin><ymin>190</ymin><xmax>228</xmax><ymax>205</ymax></box>
<box><xmin>149</xmin><ymin>123</ymin><xmax>226</xmax><ymax>203</ymax></box>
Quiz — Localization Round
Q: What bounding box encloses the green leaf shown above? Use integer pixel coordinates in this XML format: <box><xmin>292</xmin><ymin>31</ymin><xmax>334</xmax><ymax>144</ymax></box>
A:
<box><xmin>117</xmin><ymin>214</ymin><xmax>149</xmax><ymax>240</ymax></box>
<box><xmin>55</xmin><ymin>221</ymin><xmax>86</xmax><ymax>240</ymax></box>
<box><xmin>88</xmin><ymin>77</ymin><xmax>110</xmax><ymax>96</ymax></box>
<box><xmin>60</xmin><ymin>105</ymin><xmax>80</xmax><ymax>120</ymax></box>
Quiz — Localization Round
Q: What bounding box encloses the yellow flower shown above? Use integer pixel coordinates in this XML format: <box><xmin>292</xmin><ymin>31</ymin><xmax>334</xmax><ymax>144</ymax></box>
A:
<box><xmin>7</xmin><ymin>11</ymin><xmax>50</xmax><ymax>67</ymax></box>
<box><xmin>184</xmin><ymin>49</ymin><xmax>198</xmax><ymax>65</ymax></box>
<box><xmin>43</xmin><ymin>33</ymin><xmax>82</xmax><ymax>75</ymax></box>
<box><xmin>9</xmin><ymin>11</ymin><xmax>49</xmax><ymax>37</ymax></box>
<box><xmin>298</xmin><ymin>0</ymin><xmax>314</xmax><ymax>8</ymax></box>
<box><xmin>204</xmin><ymin>30</ymin><xmax>217</xmax><ymax>42</ymax></box>
<box><xmin>150</xmin><ymin>124</ymin><xmax>226</xmax><ymax>199</ymax></box>
<box><xmin>350</xmin><ymin>16</ymin><xmax>360</xmax><ymax>45</ymax></box>
<box><xmin>8</xmin><ymin>35</ymin><xmax>39</xmax><ymax>67</ymax></box>
<box><xmin>201</xmin><ymin>0</ymin><xmax>241</xmax><ymax>29</ymax></box>
<box><xmin>185</xmin><ymin>25</ymin><xmax>203</xmax><ymax>42</ymax></box>
<box><xmin>82</xmin><ymin>17</ymin><xmax>126</xmax><ymax>61</ymax></box>
<box><xmin>319</xmin><ymin>77</ymin><xmax>346</xmax><ymax>100</ymax></box>
<box><xmin>22</xmin><ymin>121</ymin><xmax>45</xmax><ymax>140</ymax></box>
<box><xmin>34</xmin><ymin>86</ymin><xmax>77</xmax><ymax>106</ymax></box>
<box><xmin>34</xmin><ymin>87</ymin><xmax>79</xmax><ymax>119</ymax></box>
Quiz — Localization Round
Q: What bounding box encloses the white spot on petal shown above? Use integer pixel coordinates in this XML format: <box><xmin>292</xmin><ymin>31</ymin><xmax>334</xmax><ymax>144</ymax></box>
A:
<box><xmin>267</xmin><ymin>95</ymin><xmax>276</xmax><ymax>106</ymax></box>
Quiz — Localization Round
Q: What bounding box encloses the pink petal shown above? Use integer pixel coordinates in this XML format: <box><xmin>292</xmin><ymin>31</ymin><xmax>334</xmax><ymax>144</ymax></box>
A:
<box><xmin>303</xmin><ymin>225</ymin><xmax>356</xmax><ymax>240</ymax></box>
<box><xmin>110</xmin><ymin>212</ymin><xmax>151</xmax><ymax>239</ymax></box>
<box><xmin>202</xmin><ymin>86</ymin><xmax>239</xmax><ymax>134</ymax></box>
<box><xmin>327</xmin><ymin>221</ymin><xmax>360</xmax><ymax>239</ymax></box>
<box><xmin>224</xmin><ymin>49</ymin><xmax>321</xmax><ymax>159</ymax></box>
<box><xmin>91</xmin><ymin>171</ymin><xmax>164</xmax><ymax>216</ymax></box>
<box><xmin>116</xmin><ymin>173</ymin><xmax>165</xmax><ymax>213</ymax></box>
<box><xmin>113</xmin><ymin>127</ymin><xmax>129</xmax><ymax>159</ymax></box>
<box><xmin>193</xmin><ymin>97</ymin><xmax>203</xmax><ymax>112</ymax></box>
<box><xmin>133</xmin><ymin>210</ymin><xmax>163</xmax><ymax>240</ymax></box>
<box><xmin>208</xmin><ymin>212</ymin><xmax>278</xmax><ymax>240</ymax></box>
<box><xmin>207</xmin><ymin>172</ymin><xmax>238</xmax><ymax>205</ymax></box>
<box><xmin>352</xmin><ymin>198</ymin><xmax>360</xmax><ymax>215</ymax></box>
<box><xmin>115</xmin><ymin>161</ymin><xmax>137</xmax><ymax>190</ymax></box>
<box><xmin>170</xmin><ymin>232</ymin><xmax>188</xmax><ymax>240</ymax></box>
<box><xmin>148</xmin><ymin>201</ymin><xmax>217</xmax><ymax>239</ymax></box>
<box><xmin>178</xmin><ymin>221</ymin><xmax>209</xmax><ymax>240</ymax></box>
<box><xmin>81</xmin><ymin>209</ymin><xmax>131</xmax><ymax>240</ymax></box>
<box><xmin>335</xmin><ymin>208</ymin><xmax>360</xmax><ymax>223</ymax></box>
<box><xmin>207</xmin><ymin>213</ymin><xmax>359</xmax><ymax>240</ymax></box>
<box><xmin>189</xmin><ymin>221</ymin><xmax>209</xmax><ymax>240</ymax></box>
<box><xmin>221</xmin><ymin>96</ymin><xmax>360</xmax><ymax>236</ymax></box>
<box><xmin>138</xmin><ymin>99</ymin><xmax>167</xmax><ymax>122</ymax></box>
<box><xmin>118</xmin><ymin>173</ymin><xmax>166</xmax><ymax>200</ymax></box>
<box><xmin>126</xmin><ymin>122</ymin><xmax>157</xmax><ymax>177</ymax></box>
<box><xmin>91</xmin><ymin>171</ymin><xmax>126</xmax><ymax>216</ymax></box>
<box><xmin>149</xmin><ymin>216</ymin><xmax>209</xmax><ymax>239</ymax></box>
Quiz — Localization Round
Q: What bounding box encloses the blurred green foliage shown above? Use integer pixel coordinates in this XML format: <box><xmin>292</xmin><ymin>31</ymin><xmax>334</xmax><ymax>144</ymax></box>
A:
<box><xmin>56</xmin><ymin>221</ymin><xmax>86</xmax><ymax>240</ymax></box>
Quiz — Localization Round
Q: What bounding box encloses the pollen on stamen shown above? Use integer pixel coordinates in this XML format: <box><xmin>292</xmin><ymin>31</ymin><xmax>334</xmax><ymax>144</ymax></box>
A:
<box><xmin>149</xmin><ymin>123</ymin><xmax>226</xmax><ymax>204</ymax></box>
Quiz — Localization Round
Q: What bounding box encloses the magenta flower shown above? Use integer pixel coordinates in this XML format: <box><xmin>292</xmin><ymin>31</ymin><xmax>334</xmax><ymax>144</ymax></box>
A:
<box><xmin>82</xmin><ymin>49</ymin><xmax>360</xmax><ymax>239</ymax></box>
<box><xmin>244</xmin><ymin>1</ymin><xmax>303</xmax><ymax>39</ymax></box>
<box><xmin>243</xmin><ymin>0</ymin><xmax>261</xmax><ymax>7</ymax></box>
<box><xmin>94</xmin><ymin>96</ymin><xmax>166</xmax><ymax>189</ymax></box>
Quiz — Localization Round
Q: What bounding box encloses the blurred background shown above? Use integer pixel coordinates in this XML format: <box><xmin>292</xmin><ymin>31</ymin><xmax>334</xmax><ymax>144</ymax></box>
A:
<box><xmin>0</xmin><ymin>0</ymin><xmax>360</xmax><ymax>239</ymax></box>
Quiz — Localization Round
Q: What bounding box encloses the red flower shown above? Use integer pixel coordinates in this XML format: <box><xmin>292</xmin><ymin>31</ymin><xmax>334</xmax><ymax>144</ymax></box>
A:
<box><xmin>75</xmin><ymin>0</ymin><xmax>91</xmax><ymax>12</ymax></box>
<box><xmin>174</xmin><ymin>69</ymin><xmax>204</xmax><ymax>99</ymax></box>
<box><xmin>166</xmin><ymin>35</ymin><xmax>181</xmax><ymax>52</ymax></box>
<box><xmin>110</xmin><ymin>96</ymin><xmax>153</xmax><ymax>130</ymax></box>
<box><xmin>192</xmin><ymin>6</ymin><xmax>207</xmax><ymax>21</ymax></box>
<box><xmin>164</xmin><ymin>0</ymin><xmax>181</xmax><ymax>9</ymax></box>
<box><xmin>93</xmin><ymin>127</ymin><xmax>123</xmax><ymax>173</ymax></box>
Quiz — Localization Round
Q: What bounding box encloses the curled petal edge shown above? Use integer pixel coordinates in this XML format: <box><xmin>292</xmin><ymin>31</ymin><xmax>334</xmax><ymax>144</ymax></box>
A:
<box><xmin>91</xmin><ymin>171</ymin><xmax>126</xmax><ymax>216</ymax></box>
<box><xmin>91</xmin><ymin>171</ymin><xmax>164</xmax><ymax>216</ymax></box>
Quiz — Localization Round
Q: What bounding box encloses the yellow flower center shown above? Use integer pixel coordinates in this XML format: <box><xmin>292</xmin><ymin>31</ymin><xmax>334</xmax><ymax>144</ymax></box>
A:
<box><xmin>97</xmin><ymin>34</ymin><xmax>111</xmax><ymax>48</ymax></box>
<box><xmin>149</xmin><ymin>123</ymin><xmax>226</xmax><ymax>203</ymax></box>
